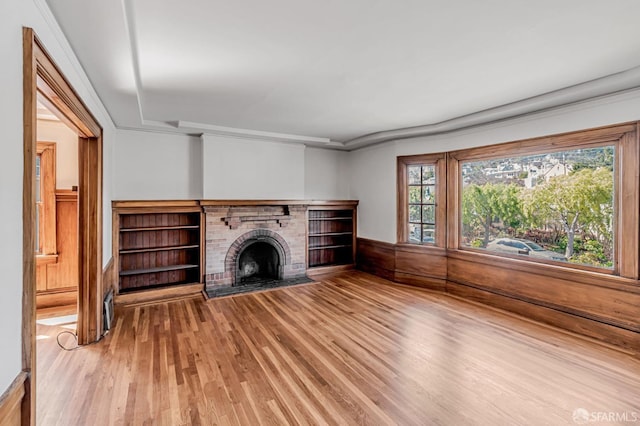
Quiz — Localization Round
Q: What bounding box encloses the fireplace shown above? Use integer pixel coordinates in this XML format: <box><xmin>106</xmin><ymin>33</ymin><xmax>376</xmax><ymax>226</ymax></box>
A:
<box><xmin>236</xmin><ymin>239</ymin><xmax>283</xmax><ymax>285</ymax></box>
<box><xmin>204</xmin><ymin>204</ymin><xmax>309</xmax><ymax>296</ymax></box>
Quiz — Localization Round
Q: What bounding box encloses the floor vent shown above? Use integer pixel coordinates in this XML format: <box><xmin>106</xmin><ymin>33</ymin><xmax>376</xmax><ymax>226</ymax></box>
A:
<box><xmin>103</xmin><ymin>289</ymin><xmax>114</xmax><ymax>332</ymax></box>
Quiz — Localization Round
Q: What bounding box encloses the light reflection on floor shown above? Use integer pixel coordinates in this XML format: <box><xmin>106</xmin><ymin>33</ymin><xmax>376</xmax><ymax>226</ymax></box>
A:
<box><xmin>36</xmin><ymin>314</ymin><xmax>77</xmax><ymax>327</ymax></box>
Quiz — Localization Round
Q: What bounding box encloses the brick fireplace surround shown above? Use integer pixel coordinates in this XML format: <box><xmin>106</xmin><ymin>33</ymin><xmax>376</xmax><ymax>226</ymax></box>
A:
<box><xmin>204</xmin><ymin>204</ymin><xmax>308</xmax><ymax>293</ymax></box>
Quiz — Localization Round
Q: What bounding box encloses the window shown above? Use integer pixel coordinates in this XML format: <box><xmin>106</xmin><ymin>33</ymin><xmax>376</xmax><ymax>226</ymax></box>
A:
<box><xmin>397</xmin><ymin>123</ymin><xmax>638</xmax><ymax>277</ymax></box>
<box><xmin>460</xmin><ymin>146</ymin><xmax>615</xmax><ymax>269</ymax></box>
<box><xmin>36</xmin><ymin>154</ymin><xmax>41</xmax><ymax>252</ymax></box>
<box><xmin>36</xmin><ymin>142</ymin><xmax>57</xmax><ymax>256</ymax></box>
<box><xmin>408</xmin><ymin>164</ymin><xmax>436</xmax><ymax>243</ymax></box>
<box><xmin>397</xmin><ymin>154</ymin><xmax>446</xmax><ymax>246</ymax></box>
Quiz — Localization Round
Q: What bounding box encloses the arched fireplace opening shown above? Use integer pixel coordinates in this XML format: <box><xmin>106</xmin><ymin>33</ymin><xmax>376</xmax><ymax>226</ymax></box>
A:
<box><xmin>236</xmin><ymin>240</ymin><xmax>283</xmax><ymax>285</ymax></box>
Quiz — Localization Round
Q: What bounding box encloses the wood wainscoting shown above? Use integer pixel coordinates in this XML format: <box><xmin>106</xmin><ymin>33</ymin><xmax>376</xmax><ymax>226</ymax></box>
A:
<box><xmin>395</xmin><ymin>243</ymin><xmax>447</xmax><ymax>291</ymax></box>
<box><xmin>356</xmin><ymin>238</ymin><xmax>395</xmax><ymax>280</ymax></box>
<box><xmin>356</xmin><ymin>237</ymin><xmax>640</xmax><ymax>354</ymax></box>
<box><xmin>0</xmin><ymin>372</ymin><xmax>27</xmax><ymax>426</ymax></box>
<box><xmin>36</xmin><ymin>190</ymin><xmax>79</xmax><ymax>312</ymax></box>
<box><xmin>102</xmin><ymin>257</ymin><xmax>116</xmax><ymax>298</ymax></box>
<box><xmin>357</xmin><ymin>238</ymin><xmax>447</xmax><ymax>291</ymax></box>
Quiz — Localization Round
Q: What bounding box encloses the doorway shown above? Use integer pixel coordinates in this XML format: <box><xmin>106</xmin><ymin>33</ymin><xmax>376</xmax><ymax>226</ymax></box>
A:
<box><xmin>22</xmin><ymin>28</ymin><xmax>104</xmax><ymax>423</ymax></box>
<box><xmin>34</xmin><ymin>96</ymin><xmax>80</xmax><ymax>319</ymax></box>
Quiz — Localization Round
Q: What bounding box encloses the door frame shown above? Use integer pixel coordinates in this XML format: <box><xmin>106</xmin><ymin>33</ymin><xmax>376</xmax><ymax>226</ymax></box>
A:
<box><xmin>22</xmin><ymin>27</ymin><xmax>103</xmax><ymax>423</ymax></box>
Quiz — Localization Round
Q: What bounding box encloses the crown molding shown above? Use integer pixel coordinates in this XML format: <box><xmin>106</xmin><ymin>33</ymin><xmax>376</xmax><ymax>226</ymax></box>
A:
<box><xmin>121</xmin><ymin>0</ymin><xmax>145</xmax><ymax>124</ymax></box>
<box><xmin>128</xmin><ymin>66</ymin><xmax>640</xmax><ymax>151</ymax></box>
<box><xmin>175</xmin><ymin>121</ymin><xmax>336</xmax><ymax>145</ymax></box>
<box><xmin>342</xmin><ymin>66</ymin><xmax>640</xmax><ymax>149</ymax></box>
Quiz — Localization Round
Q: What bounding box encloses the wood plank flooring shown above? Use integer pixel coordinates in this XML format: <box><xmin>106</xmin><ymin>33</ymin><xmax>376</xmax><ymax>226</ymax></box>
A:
<box><xmin>36</xmin><ymin>271</ymin><xmax>640</xmax><ymax>425</ymax></box>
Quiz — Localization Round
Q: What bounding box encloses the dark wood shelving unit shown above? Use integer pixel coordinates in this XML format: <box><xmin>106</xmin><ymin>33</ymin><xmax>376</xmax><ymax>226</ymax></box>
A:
<box><xmin>307</xmin><ymin>203</ymin><xmax>357</xmax><ymax>270</ymax></box>
<box><xmin>114</xmin><ymin>204</ymin><xmax>202</xmax><ymax>293</ymax></box>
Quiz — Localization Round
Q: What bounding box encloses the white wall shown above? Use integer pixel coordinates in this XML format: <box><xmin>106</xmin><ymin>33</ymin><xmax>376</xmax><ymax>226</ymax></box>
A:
<box><xmin>304</xmin><ymin>147</ymin><xmax>350</xmax><ymax>200</ymax></box>
<box><xmin>37</xmin><ymin>119</ymin><xmax>79</xmax><ymax>189</ymax></box>
<box><xmin>113</xmin><ymin>129</ymin><xmax>202</xmax><ymax>199</ymax></box>
<box><xmin>114</xmin><ymin>131</ymin><xmax>352</xmax><ymax>201</ymax></box>
<box><xmin>202</xmin><ymin>134</ymin><xmax>306</xmax><ymax>199</ymax></box>
<box><xmin>348</xmin><ymin>89</ymin><xmax>640</xmax><ymax>243</ymax></box>
<box><xmin>348</xmin><ymin>143</ymin><xmax>397</xmax><ymax>243</ymax></box>
<box><xmin>0</xmin><ymin>0</ymin><xmax>115</xmax><ymax>394</ymax></box>
<box><xmin>113</xmin><ymin>132</ymin><xmax>353</xmax><ymax>201</ymax></box>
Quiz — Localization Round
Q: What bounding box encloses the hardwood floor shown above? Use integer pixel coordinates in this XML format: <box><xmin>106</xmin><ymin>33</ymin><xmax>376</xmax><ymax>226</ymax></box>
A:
<box><xmin>36</xmin><ymin>271</ymin><xmax>640</xmax><ymax>425</ymax></box>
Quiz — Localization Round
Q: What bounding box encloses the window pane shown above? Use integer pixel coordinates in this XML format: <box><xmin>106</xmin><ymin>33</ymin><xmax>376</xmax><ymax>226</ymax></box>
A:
<box><xmin>423</xmin><ymin>185</ymin><xmax>435</xmax><ymax>203</ymax></box>
<box><xmin>409</xmin><ymin>205</ymin><xmax>421</xmax><ymax>222</ymax></box>
<box><xmin>405</xmin><ymin>161</ymin><xmax>439</xmax><ymax>245</ymax></box>
<box><xmin>35</xmin><ymin>206</ymin><xmax>40</xmax><ymax>253</ymax></box>
<box><xmin>422</xmin><ymin>224</ymin><xmax>435</xmax><ymax>243</ymax></box>
<box><xmin>408</xmin><ymin>166</ymin><xmax>421</xmax><ymax>184</ymax></box>
<box><xmin>461</xmin><ymin>146</ymin><xmax>614</xmax><ymax>268</ymax></box>
<box><xmin>409</xmin><ymin>186</ymin><xmax>421</xmax><ymax>203</ymax></box>
<box><xmin>422</xmin><ymin>165</ymin><xmax>435</xmax><ymax>184</ymax></box>
<box><xmin>422</xmin><ymin>205</ymin><xmax>434</xmax><ymax>223</ymax></box>
<box><xmin>36</xmin><ymin>155</ymin><xmax>41</xmax><ymax>203</ymax></box>
<box><xmin>408</xmin><ymin>223</ymin><xmax>421</xmax><ymax>243</ymax></box>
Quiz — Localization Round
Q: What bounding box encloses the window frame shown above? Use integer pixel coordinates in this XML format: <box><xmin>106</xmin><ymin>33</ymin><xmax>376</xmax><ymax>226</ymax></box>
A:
<box><xmin>397</xmin><ymin>153</ymin><xmax>447</xmax><ymax>247</ymax></box>
<box><xmin>36</xmin><ymin>141</ymin><xmax>57</xmax><ymax>257</ymax></box>
<box><xmin>448</xmin><ymin>123</ymin><xmax>639</xmax><ymax>277</ymax></box>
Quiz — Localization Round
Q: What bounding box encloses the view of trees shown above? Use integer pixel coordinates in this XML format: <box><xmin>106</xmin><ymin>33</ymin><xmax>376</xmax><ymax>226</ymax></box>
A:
<box><xmin>461</xmin><ymin>147</ymin><xmax>615</xmax><ymax>268</ymax></box>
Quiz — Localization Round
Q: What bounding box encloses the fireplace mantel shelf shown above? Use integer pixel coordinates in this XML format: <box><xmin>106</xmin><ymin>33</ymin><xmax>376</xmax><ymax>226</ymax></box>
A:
<box><xmin>223</xmin><ymin>214</ymin><xmax>291</xmax><ymax>229</ymax></box>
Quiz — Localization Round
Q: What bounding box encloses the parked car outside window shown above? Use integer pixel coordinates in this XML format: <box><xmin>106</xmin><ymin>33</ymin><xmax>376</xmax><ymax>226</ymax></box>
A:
<box><xmin>485</xmin><ymin>238</ymin><xmax>567</xmax><ymax>262</ymax></box>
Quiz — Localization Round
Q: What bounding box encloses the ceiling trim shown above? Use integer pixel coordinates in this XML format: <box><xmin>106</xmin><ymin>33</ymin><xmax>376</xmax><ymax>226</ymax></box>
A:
<box><xmin>121</xmin><ymin>0</ymin><xmax>145</xmax><ymax>124</ymax></box>
<box><xmin>115</xmin><ymin>0</ymin><xmax>640</xmax><ymax>150</ymax></box>
<box><xmin>343</xmin><ymin>65</ymin><xmax>640</xmax><ymax>149</ymax></box>
<box><xmin>175</xmin><ymin>121</ymin><xmax>336</xmax><ymax>145</ymax></box>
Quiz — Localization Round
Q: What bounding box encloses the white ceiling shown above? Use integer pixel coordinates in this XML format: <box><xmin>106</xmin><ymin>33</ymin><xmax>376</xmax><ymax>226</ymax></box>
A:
<box><xmin>46</xmin><ymin>0</ymin><xmax>640</xmax><ymax>149</ymax></box>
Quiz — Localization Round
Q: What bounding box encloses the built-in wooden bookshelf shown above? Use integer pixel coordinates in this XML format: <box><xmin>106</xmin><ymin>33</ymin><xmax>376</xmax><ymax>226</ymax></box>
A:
<box><xmin>114</xmin><ymin>202</ymin><xmax>202</xmax><ymax>293</ymax></box>
<box><xmin>308</xmin><ymin>202</ymin><xmax>357</xmax><ymax>269</ymax></box>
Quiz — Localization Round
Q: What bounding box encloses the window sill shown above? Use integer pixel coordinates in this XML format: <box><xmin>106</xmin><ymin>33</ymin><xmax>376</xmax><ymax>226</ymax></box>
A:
<box><xmin>36</xmin><ymin>254</ymin><xmax>58</xmax><ymax>266</ymax></box>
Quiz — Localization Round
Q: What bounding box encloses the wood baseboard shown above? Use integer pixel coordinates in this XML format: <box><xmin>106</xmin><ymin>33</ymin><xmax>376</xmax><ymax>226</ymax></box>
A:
<box><xmin>36</xmin><ymin>289</ymin><xmax>77</xmax><ymax>309</ymax></box>
<box><xmin>0</xmin><ymin>371</ymin><xmax>27</xmax><ymax>426</ymax></box>
<box><xmin>394</xmin><ymin>272</ymin><xmax>447</xmax><ymax>291</ymax></box>
<box><xmin>115</xmin><ymin>283</ymin><xmax>204</xmax><ymax>307</ymax></box>
<box><xmin>307</xmin><ymin>264</ymin><xmax>354</xmax><ymax>277</ymax></box>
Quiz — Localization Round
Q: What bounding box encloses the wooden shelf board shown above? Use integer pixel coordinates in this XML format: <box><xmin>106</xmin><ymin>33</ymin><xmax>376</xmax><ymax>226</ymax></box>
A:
<box><xmin>199</xmin><ymin>199</ymin><xmax>359</xmax><ymax>207</ymax></box>
<box><xmin>308</xmin><ymin>232</ymin><xmax>353</xmax><ymax>237</ymax></box>
<box><xmin>308</xmin><ymin>217</ymin><xmax>352</xmax><ymax>221</ymax></box>
<box><xmin>119</xmin><ymin>244</ymin><xmax>199</xmax><ymax>254</ymax></box>
<box><xmin>115</xmin><ymin>282</ymin><xmax>204</xmax><ymax>306</ymax></box>
<box><xmin>308</xmin><ymin>244</ymin><xmax>353</xmax><ymax>251</ymax></box>
<box><xmin>308</xmin><ymin>260</ymin><xmax>353</xmax><ymax>268</ymax></box>
<box><xmin>119</xmin><ymin>264</ymin><xmax>199</xmax><ymax>276</ymax></box>
<box><xmin>120</xmin><ymin>225</ymin><xmax>199</xmax><ymax>232</ymax></box>
<box><xmin>112</xmin><ymin>200</ymin><xmax>200</xmax><ymax>209</ymax></box>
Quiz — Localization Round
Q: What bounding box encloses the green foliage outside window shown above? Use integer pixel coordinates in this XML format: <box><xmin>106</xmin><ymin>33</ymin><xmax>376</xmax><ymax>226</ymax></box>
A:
<box><xmin>461</xmin><ymin>147</ymin><xmax>614</xmax><ymax>268</ymax></box>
